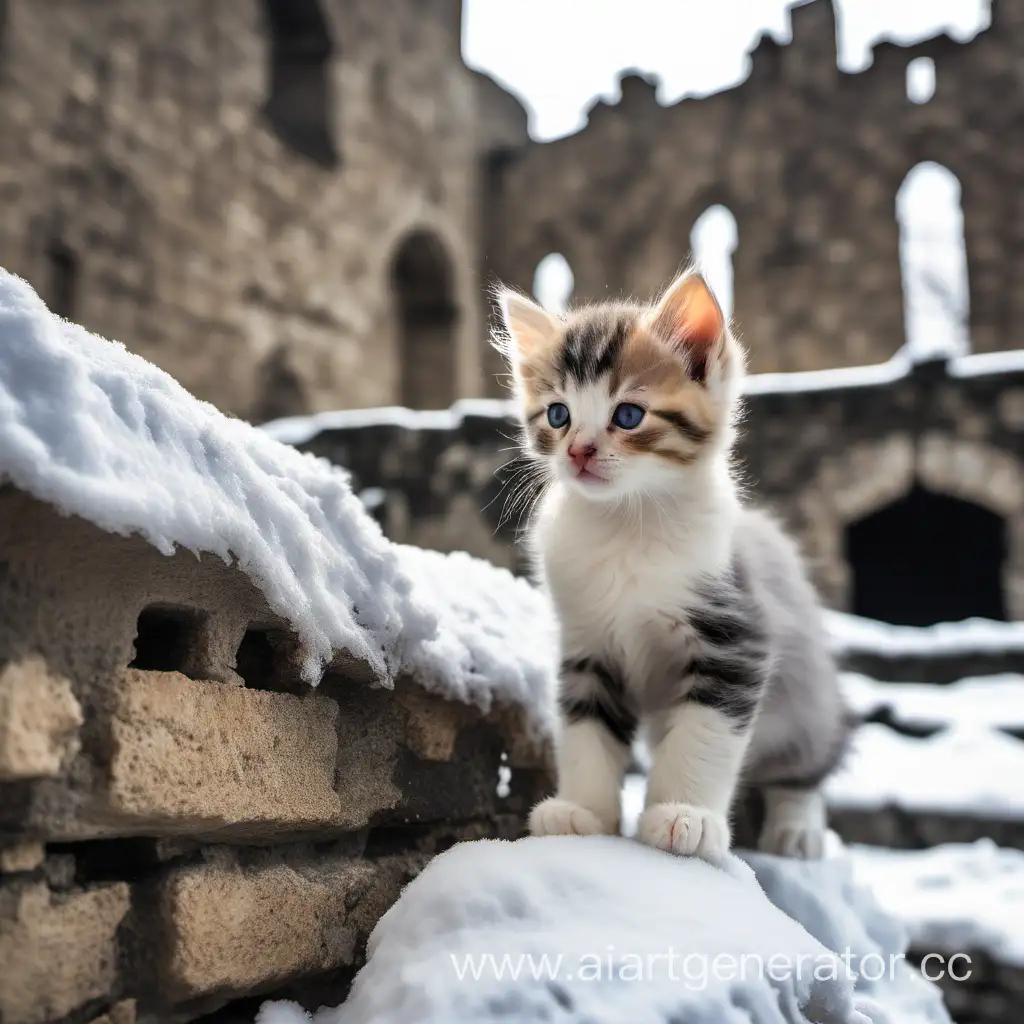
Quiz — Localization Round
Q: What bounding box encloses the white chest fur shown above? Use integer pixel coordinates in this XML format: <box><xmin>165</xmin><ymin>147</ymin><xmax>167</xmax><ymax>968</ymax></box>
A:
<box><xmin>534</xmin><ymin>474</ymin><xmax>738</xmax><ymax>682</ymax></box>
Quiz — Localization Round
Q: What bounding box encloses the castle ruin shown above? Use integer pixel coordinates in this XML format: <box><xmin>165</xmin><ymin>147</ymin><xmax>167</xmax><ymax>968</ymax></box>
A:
<box><xmin>3</xmin><ymin>0</ymin><xmax>1024</xmax><ymax>419</ymax></box>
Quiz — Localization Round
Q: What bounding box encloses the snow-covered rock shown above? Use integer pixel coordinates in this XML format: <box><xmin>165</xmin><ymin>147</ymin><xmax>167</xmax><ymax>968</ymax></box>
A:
<box><xmin>0</xmin><ymin>268</ymin><xmax>557</xmax><ymax>735</ymax></box>
<box><xmin>257</xmin><ymin>836</ymin><xmax>950</xmax><ymax>1024</ymax></box>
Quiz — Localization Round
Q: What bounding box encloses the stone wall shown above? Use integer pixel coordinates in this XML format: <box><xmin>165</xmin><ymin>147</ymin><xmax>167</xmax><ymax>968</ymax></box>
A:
<box><xmin>281</xmin><ymin>355</ymin><xmax>1024</xmax><ymax>624</ymax></box>
<box><xmin>743</xmin><ymin>359</ymin><xmax>1024</xmax><ymax>619</ymax></box>
<box><xmin>276</xmin><ymin>402</ymin><xmax>528</xmax><ymax>575</ymax></box>
<box><xmin>484</xmin><ymin>0</ymin><xmax>1024</xmax><ymax>376</ymax></box>
<box><xmin>0</xmin><ymin>0</ymin><xmax>486</xmax><ymax>420</ymax></box>
<box><xmin>0</xmin><ymin>486</ymin><xmax>552</xmax><ymax>1022</ymax></box>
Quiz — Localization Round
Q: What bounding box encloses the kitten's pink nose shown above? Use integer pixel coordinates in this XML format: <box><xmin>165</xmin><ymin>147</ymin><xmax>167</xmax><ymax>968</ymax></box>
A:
<box><xmin>568</xmin><ymin>441</ymin><xmax>597</xmax><ymax>470</ymax></box>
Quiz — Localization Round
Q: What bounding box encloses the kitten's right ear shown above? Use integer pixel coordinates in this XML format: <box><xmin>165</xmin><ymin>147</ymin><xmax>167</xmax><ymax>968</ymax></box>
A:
<box><xmin>494</xmin><ymin>288</ymin><xmax>560</xmax><ymax>361</ymax></box>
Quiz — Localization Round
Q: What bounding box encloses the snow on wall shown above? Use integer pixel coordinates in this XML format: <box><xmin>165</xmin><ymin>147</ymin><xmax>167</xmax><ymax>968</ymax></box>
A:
<box><xmin>260</xmin><ymin>348</ymin><xmax>1024</xmax><ymax>448</ymax></box>
<box><xmin>950</xmin><ymin>348</ymin><xmax>1024</xmax><ymax>378</ymax></box>
<box><xmin>841</xmin><ymin>671</ymin><xmax>1024</xmax><ymax>733</ymax></box>
<box><xmin>258</xmin><ymin>836</ymin><xmax>950</xmax><ymax>1024</ymax></box>
<box><xmin>742</xmin><ymin>354</ymin><xmax>915</xmax><ymax>395</ymax></box>
<box><xmin>825</xmin><ymin>724</ymin><xmax>1024</xmax><ymax>819</ymax></box>
<box><xmin>262</xmin><ymin>398</ymin><xmax>516</xmax><ymax>447</ymax></box>
<box><xmin>826</xmin><ymin>610</ymin><xmax>1024</xmax><ymax>657</ymax></box>
<box><xmin>0</xmin><ymin>269</ymin><xmax>557</xmax><ymax>734</ymax></box>
<box><xmin>848</xmin><ymin>840</ymin><xmax>1024</xmax><ymax>968</ymax></box>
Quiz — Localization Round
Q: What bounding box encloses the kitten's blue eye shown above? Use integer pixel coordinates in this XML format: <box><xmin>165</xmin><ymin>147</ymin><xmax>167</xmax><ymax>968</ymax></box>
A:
<box><xmin>547</xmin><ymin>402</ymin><xmax>570</xmax><ymax>428</ymax></box>
<box><xmin>612</xmin><ymin>403</ymin><xmax>645</xmax><ymax>430</ymax></box>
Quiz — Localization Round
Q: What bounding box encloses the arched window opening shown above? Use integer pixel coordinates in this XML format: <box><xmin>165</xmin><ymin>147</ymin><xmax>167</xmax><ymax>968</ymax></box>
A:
<box><xmin>46</xmin><ymin>240</ymin><xmax>78</xmax><ymax>319</ymax></box>
<box><xmin>897</xmin><ymin>162</ymin><xmax>969</xmax><ymax>361</ymax></box>
<box><xmin>261</xmin><ymin>0</ymin><xmax>338</xmax><ymax>167</ymax></box>
<box><xmin>906</xmin><ymin>57</ymin><xmax>936</xmax><ymax>104</ymax></box>
<box><xmin>690</xmin><ymin>205</ymin><xmax>738</xmax><ymax>319</ymax></box>
<box><xmin>845</xmin><ymin>485</ymin><xmax>1006</xmax><ymax>626</ymax></box>
<box><xmin>392</xmin><ymin>231</ymin><xmax>458</xmax><ymax>410</ymax></box>
<box><xmin>532</xmin><ymin>252</ymin><xmax>574</xmax><ymax>313</ymax></box>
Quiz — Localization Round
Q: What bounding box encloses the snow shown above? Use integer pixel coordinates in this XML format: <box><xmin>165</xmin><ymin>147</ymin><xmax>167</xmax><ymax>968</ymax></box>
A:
<box><xmin>743</xmin><ymin>355</ymin><xmax>913</xmax><ymax>396</ymax></box>
<box><xmin>0</xmin><ymin>269</ymin><xmax>557</xmax><ymax>732</ymax></box>
<box><xmin>621</xmin><ymin>772</ymin><xmax>646</xmax><ymax>837</ymax></box>
<box><xmin>950</xmin><ymin>348</ymin><xmax>1024</xmax><ymax>379</ymax></box>
<box><xmin>848</xmin><ymin>841</ymin><xmax>1024</xmax><ymax>968</ymax></box>
<box><xmin>841</xmin><ymin>672</ymin><xmax>1024</xmax><ymax>734</ymax></box>
<box><xmin>741</xmin><ymin>852</ymin><xmax>947</xmax><ymax>1024</ymax></box>
<box><xmin>825</xmin><ymin>724</ymin><xmax>1024</xmax><ymax>820</ymax></box>
<box><xmin>393</xmin><ymin>544</ymin><xmax>557</xmax><ymax>729</ymax></box>
<box><xmin>827</xmin><ymin>610</ymin><xmax>1024</xmax><ymax>658</ymax></box>
<box><xmin>258</xmin><ymin>836</ymin><xmax>950</xmax><ymax>1024</ymax></box>
<box><xmin>261</xmin><ymin>398</ymin><xmax>516</xmax><ymax>446</ymax></box>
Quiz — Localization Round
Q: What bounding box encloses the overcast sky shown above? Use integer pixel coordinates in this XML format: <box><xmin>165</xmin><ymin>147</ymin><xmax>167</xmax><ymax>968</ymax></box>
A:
<box><xmin>462</xmin><ymin>0</ymin><xmax>988</xmax><ymax>358</ymax></box>
<box><xmin>463</xmin><ymin>0</ymin><xmax>988</xmax><ymax>142</ymax></box>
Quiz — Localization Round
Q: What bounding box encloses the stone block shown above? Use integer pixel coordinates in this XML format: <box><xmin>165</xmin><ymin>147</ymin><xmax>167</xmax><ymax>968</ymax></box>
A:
<box><xmin>102</xmin><ymin>669</ymin><xmax>344</xmax><ymax>837</ymax></box>
<box><xmin>0</xmin><ymin>842</ymin><xmax>44</xmax><ymax>874</ymax></box>
<box><xmin>0</xmin><ymin>881</ymin><xmax>130</xmax><ymax>1024</ymax></box>
<box><xmin>396</xmin><ymin>685</ymin><xmax>475</xmax><ymax>762</ymax></box>
<box><xmin>0</xmin><ymin>656</ymin><xmax>83</xmax><ymax>781</ymax></box>
<box><xmin>156</xmin><ymin>857</ymin><xmax>381</xmax><ymax>1001</ymax></box>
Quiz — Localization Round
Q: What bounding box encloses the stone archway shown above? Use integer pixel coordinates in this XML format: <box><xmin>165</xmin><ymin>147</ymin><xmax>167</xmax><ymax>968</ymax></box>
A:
<box><xmin>799</xmin><ymin>433</ymin><xmax>1024</xmax><ymax>621</ymax></box>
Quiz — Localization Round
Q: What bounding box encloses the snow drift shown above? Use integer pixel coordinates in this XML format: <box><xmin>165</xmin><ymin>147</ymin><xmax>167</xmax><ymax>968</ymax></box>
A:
<box><xmin>258</xmin><ymin>836</ymin><xmax>950</xmax><ymax>1024</ymax></box>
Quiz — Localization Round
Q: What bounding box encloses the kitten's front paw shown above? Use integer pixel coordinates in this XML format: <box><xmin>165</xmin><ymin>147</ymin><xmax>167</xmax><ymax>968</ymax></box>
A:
<box><xmin>637</xmin><ymin>802</ymin><xmax>730</xmax><ymax>860</ymax></box>
<box><xmin>529</xmin><ymin>797</ymin><xmax>611</xmax><ymax>837</ymax></box>
<box><xmin>757</xmin><ymin>823</ymin><xmax>827</xmax><ymax>860</ymax></box>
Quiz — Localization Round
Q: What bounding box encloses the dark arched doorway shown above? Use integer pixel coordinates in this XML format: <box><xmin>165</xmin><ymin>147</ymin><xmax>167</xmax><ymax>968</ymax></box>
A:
<box><xmin>391</xmin><ymin>231</ymin><xmax>457</xmax><ymax>409</ymax></box>
<box><xmin>845</xmin><ymin>485</ymin><xmax>1006</xmax><ymax>625</ymax></box>
<box><xmin>251</xmin><ymin>346</ymin><xmax>307</xmax><ymax>424</ymax></box>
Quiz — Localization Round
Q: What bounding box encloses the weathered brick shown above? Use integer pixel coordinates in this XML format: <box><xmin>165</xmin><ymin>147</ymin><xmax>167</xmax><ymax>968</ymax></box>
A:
<box><xmin>0</xmin><ymin>842</ymin><xmax>44</xmax><ymax>874</ymax></box>
<box><xmin>396</xmin><ymin>685</ymin><xmax>476</xmax><ymax>762</ymax></box>
<box><xmin>157</xmin><ymin>857</ymin><xmax>380</xmax><ymax>1001</ymax></box>
<box><xmin>103</xmin><ymin>669</ymin><xmax>347</xmax><ymax>836</ymax></box>
<box><xmin>0</xmin><ymin>656</ymin><xmax>82</xmax><ymax>781</ymax></box>
<box><xmin>0</xmin><ymin>882</ymin><xmax>130</xmax><ymax>1024</ymax></box>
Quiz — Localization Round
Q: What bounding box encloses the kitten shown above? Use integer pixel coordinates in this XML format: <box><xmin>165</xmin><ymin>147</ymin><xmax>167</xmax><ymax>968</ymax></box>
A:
<box><xmin>494</xmin><ymin>269</ymin><xmax>851</xmax><ymax>860</ymax></box>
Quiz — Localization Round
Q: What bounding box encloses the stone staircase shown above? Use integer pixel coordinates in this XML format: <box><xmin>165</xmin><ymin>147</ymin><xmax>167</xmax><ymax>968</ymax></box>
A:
<box><xmin>826</xmin><ymin>619</ymin><xmax>1024</xmax><ymax>1024</ymax></box>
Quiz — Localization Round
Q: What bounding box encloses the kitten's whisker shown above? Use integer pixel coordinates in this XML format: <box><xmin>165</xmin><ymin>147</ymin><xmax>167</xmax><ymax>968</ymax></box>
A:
<box><xmin>497</xmin><ymin>466</ymin><xmax>548</xmax><ymax>530</ymax></box>
<box><xmin>496</xmin><ymin>475</ymin><xmax>540</xmax><ymax>523</ymax></box>
<box><xmin>644</xmin><ymin>488</ymin><xmax>677</xmax><ymax>531</ymax></box>
<box><xmin>506</xmin><ymin>473</ymin><xmax>548</xmax><ymax>535</ymax></box>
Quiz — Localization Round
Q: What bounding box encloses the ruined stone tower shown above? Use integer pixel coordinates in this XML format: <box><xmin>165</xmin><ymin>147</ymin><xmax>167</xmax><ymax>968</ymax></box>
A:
<box><xmin>485</xmin><ymin>0</ymin><xmax>1024</xmax><ymax>376</ymax></box>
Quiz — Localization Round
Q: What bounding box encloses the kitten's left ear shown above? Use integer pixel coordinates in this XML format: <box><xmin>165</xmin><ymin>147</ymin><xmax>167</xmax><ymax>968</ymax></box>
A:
<box><xmin>647</xmin><ymin>273</ymin><xmax>727</xmax><ymax>384</ymax></box>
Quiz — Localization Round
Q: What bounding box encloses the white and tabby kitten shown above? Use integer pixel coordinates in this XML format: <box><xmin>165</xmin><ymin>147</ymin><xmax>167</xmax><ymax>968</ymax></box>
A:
<box><xmin>495</xmin><ymin>269</ymin><xmax>851</xmax><ymax>860</ymax></box>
